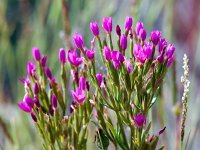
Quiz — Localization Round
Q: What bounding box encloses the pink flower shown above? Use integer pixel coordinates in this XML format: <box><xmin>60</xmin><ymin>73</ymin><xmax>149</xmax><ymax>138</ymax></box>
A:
<box><xmin>68</xmin><ymin>49</ymin><xmax>82</xmax><ymax>66</ymax></box>
<box><xmin>72</xmin><ymin>88</ymin><xmax>86</xmax><ymax>104</ymax></box>
<box><xmin>124</xmin><ymin>16</ymin><xmax>133</xmax><ymax>31</ymax></box>
<box><xmin>151</xmin><ymin>30</ymin><xmax>161</xmax><ymax>45</ymax></box>
<box><xmin>73</xmin><ymin>33</ymin><xmax>84</xmax><ymax>49</ymax></box>
<box><xmin>32</xmin><ymin>47</ymin><xmax>41</xmax><ymax>61</ymax></box>
<box><xmin>26</xmin><ymin>61</ymin><xmax>36</xmax><ymax>77</ymax></box>
<box><xmin>86</xmin><ymin>49</ymin><xmax>95</xmax><ymax>60</ymax></box>
<box><xmin>134</xmin><ymin>113</ymin><xmax>146</xmax><ymax>128</ymax></box>
<box><xmin>96</xmin><ymin>73</ymin><xmax>103</xmax><ymax>87</ymax></box>
<box><xmin>90</xmin><ymin>21</ymin><xmax>99</xmax><ymax>37</ymax></box>
<box><xmin>102</xmin><ymin>17</ymin><xmax>112</xmax><ymax>33</ymax></box>
<box><xmin>59</xmin><ymin>48</ymin><xmax>66</xmax><ymax>64</ymax></box>
<box><xmin>103</xmin><ymin>46</ymin><xmax>112</xmax><ymax>61</ymax></box>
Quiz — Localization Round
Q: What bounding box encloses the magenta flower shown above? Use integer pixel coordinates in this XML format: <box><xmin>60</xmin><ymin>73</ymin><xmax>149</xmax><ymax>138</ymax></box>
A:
<box><xmin>59</xmin><ymin>48</ymin><xmax>66</xmax><ymax>64</ymax></box>
<box><xmin>18</xmin><ymin>100</ymin><xmax>32</xmax><ymax>113</ymax></box>
<box><xmin>116</xmin><ymin>25</ymin><xmax>121</xmax><ymax>37</ymax></box>
<box><xmin>125</xmin><ymin>16</ymin><xmax>133</xmax><ymax>31</ymax></box>
<box><xmin>45</xmin><ymin>67</ymin><xmax>53</xmax><ymax>80</ymax></box>
<box><xmin>138</xmin><ymin>28</ymin><xmax>146</xmax><ymax>41</ymax></box>
<box><xmin>90</xmin><ymin>21</ymin><xmax>99</xmax><ymax>37</ymax></box>
<box><xmin>32</xmin><ymin>47</ymin><xmax>41</xmax><ymax>61</ymax></box>
<box><xmin>68</xmin><ymin>49</ymin><xmax>82</xmax><ymax>66</ymax></box>
<box><xmin>26</xmin><ymin>61</ymin><xmax>36</xmax><ymax>77</ymax></box>
<box><xmin>111</xmin><ymin>50</ymin><xmax>124</xmax><ymax>63</ymax></box>
<box><xmin>143</xmin><ymin>43</ymin><xmax>153</xmax><ymax>59</ymax></box>
<box><xmin>151</xmin><ymin>30</ymin><xmax>161</xmax><ymax>45</ymax></box>
<box><xmin>159</xmin><ymin>38</ymin><xmax>167</xmax><ymax>53</ymax></box>
<box><xmin>79</xmin><ymin>76</ymin><xmax>86</xmax><ymax>90</ymax></box>
<box><xmin>134</xmin><ymin>113</ymin><xmax>146</xmax><ymax>128</ymax></box>
<box><xmin>166</xmin><ymin>44</ymin><xmax>175</xmax><ymax>58</ymax></box>
<box><xmin>52</xmin><ymin>94</ymin><xmax>57</xmax><ymax>109</ymax></box>
<box><xmin>72</xmin><ymin>88</ymin><xmax>86</xmax><ymax>104</ymax></box>
<box><xmin>96</xmin><ymin>73</ymin><xmax>103</xmax><ymax>87</ymax></box>
<box><xmin>120</xmin><ymin>34</ymin><xmax>127</xmax><ymax>51</ymax></box>
<box><xmin>102</xmin><ymin>17</ymin><xmax>112</xmax><ymax>33</ymax></box>
<box><xmin>41</xmin><ymin>55</ymin><xmax>47</xmax><ymax>67</ymax></box>
<box><xmin>111</xmin><ymin>50</ymin><xmax>124</xmax><ymax>69</ymax></box>
<box><xmin>86</xmin><ymin>49</ymin><xmax>95</xmax><ymax>60</ymax></box>
<box><xmin>133</xmin><ymin>44</ymin><xmax>146</xmax><ymax>63</ymax></box>
<box><xmin>73</xmin><ymin>33</ymin><xmax>84</xmax><ymax>49</ymax></box>
<box><xmin>103</xmin><ymin>46</ymin><xmax>112</xmax><ymax>61</ymax></box>
<box><xmin>20</xmin><ymin>77</ymin><xmax>31</xmax><ymax>87</ymax></box>
<box><xmin>135</xmin><ymin>22</ymin><xmax>144</xmax><ymax>35</ymax></box>
<box><xmin>25</xmin><ymin>95</ymin><xmax>34</xmax><ymax>108</ymax></box>
<box><xmin>18</xmin><ymin>95</ymin><xmax>34</xmax><ymax>113</ymax></box>
<box><xmin>125</xmin><ymin>59</ymin><xmax>133</xmax><ymax>74</ymax></box>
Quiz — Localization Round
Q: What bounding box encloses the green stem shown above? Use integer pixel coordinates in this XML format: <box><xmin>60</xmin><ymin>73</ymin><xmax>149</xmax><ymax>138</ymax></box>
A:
<box><xmin>108</xmin><ymin>33</ymin><xmax>113</xmax><ymax>50</ymax></box>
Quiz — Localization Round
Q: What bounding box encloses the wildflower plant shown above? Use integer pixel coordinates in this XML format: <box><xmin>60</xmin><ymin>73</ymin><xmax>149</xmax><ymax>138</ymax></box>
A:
<box><xmin>18</xmin><ymin>16</ymin><xmax>175</xmax><ymax>150</ymax></box>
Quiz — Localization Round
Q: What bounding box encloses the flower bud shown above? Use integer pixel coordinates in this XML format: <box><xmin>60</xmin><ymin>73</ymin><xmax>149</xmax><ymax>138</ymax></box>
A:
<box><xmin>41</xmin><ymin>55</ymin><xmax>47</xmax><ymax>67</ymax></box>
<box><xmin>26</xmin><ymin>62</ymin><xmax>36</xmax><ymax>77</ymax></box>
<box><xmin>125</xmin><ymin>59</ymin><xmax>133</xmax><ymax>74</ymax></box>
<box><xmin>143</xmin><ymin>43</ymin><xmax>153</xmax><ymax>59</ymax></box>
<box><xmin>59</xmin><ymin>48</ymin><xmax>66</xmax><ymax>64</ymax></box>
<box><xmin>138</xmin><ymin>28</ymin><xmax>146</xmax><ymax>41</ymax></box>
<box><xmin>52</xmin><ymin>94</ymin><xmax>57</xmax><ymax>109</ymax></box>
<box><xmin>45</xmin><ymin>67</ymin><xmax>53</xmax><ymax>80</ymax></box>
<box><xmin>33</xmin><ymin>83</ymin><xmax>39</xmax><ymax>95</ymax></box>
<box><xmin>135</xmin><ymin>22</ymin><xmax>144</xmax><ymax>35</ymax></box>
<box><xmin>167</xmin><ymin>55</ymin><xmax>174</xmax><ymax>67</ymax></box>
<box><xmin>166</xmin><ymin>44</ymin><xmax>175</xmax><ymax>58</ymax></box>
<box><xmin>111</xmin><ymin>50</ymin><xmax>124</xmax><ymax>63</ymax></box>
<box><xmin>133</xmin><ymin>44</ymin><xmax>146</xmax><ymax>63</ymax></box>
<box><xmin>33</xmin><ymin>96</ymin><xmax>41</xmax><ymax>107</ymax></box>
<box><xmin>120</xmin><ymin>34</ymin><xmax>127</xmax><ymax>51</ymax></box>
<box><xmin>73</xmin><ymin>33</ymin><xmax>84</xmax><ymax>49</ymax></box>
<box><xmin>159</xmin><ymin>38</ymin><xmax>167</xmax><ymax>53</ymax></box>
<box><xmin>157</xmin><ymin>52</ymin><xmax>165</xmax><ymax>63</ymax></box>
<box><xmin>151</xmin><ymin>30</ymin><xmax>161</xmax><ymax>45</ymax></box>
<box><xmin>31</xmin><ymin>112</ymin><xmax>37</xmax><ymax>122</ymax></box>
<box><xmin>86</xmin><ymin>49</ymin><xmax>95</xmax><ymax>60</ymax></box>
<box><xmin>116</xmin><ymin>25</ymin><xmax>121</xmax><ymax>37</ymax></box>
<box><xmin>125</xmin><ymin>16</ymin><xmax>133</xmax><ymax>31</ymax></box>
<box><xmin>102</xmin><ymin>17</ymin><xmax>112</xmax><ymax>33</ymax></box>
<box><xmin>103</xmin><ymin>46</ymin><xmax>112</xmax><ymax>61</ymax></box>
<box><xmin>90</xmin><ymin>21</ymin><xmax>99</xmax><ymax>37</ymax></box>
<box><xmin>96</xmin><ymin>73</ymin><xmax>103</xmax><ymax>87</ymax></box>
<box><xmin>32</xmin><ymin>47</ymin><xmax>41</xmax><ymax>61</ymax></box>
<box><xmin>79</xmin><ymin>76</ymin><xmax>86</xmax><ymax>90</ymax></box>
<box><xmin>158</xmin><ymin>127</ymin><xmax>166</xmax><ymax>135</ymax></box>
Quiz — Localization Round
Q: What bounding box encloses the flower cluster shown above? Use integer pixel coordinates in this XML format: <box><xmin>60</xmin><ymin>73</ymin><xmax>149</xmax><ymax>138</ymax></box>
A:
<box><xmin>18</xmin><ymin>16</ymin><xmax>175</xmax><ymax>149</ymax></box>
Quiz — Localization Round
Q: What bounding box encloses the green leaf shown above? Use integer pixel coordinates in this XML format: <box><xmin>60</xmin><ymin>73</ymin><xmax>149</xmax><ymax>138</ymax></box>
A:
<box><xmin>142</xmin><ymin>122</ymin><xmax>151</xmax><ymax>142</ymax></box>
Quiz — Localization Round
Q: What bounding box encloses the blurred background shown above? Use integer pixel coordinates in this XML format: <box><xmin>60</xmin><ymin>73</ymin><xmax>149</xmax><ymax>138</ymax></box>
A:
<box><xmin>0</xmin><ymin>0</ymin><xmax>200</xmax><ymax>149</ymax></box>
